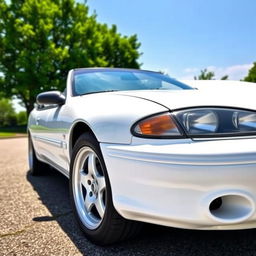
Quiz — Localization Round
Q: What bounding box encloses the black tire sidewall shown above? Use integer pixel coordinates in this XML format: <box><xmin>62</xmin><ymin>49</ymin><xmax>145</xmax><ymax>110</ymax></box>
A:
<box><xmin>28</xmin><ymin>134</ymin><xmax>39</xmax><ymax>175</ymax></box>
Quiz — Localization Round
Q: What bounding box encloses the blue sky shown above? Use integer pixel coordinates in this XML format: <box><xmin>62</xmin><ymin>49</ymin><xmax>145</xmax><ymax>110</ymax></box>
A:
<box><xmin>87</xmin><ymin>0</ymin><xmax>256</xmax><ymax>80</ymax></box>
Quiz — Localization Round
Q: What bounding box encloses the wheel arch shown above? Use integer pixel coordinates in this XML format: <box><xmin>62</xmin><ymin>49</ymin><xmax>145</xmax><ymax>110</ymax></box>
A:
<box><xmin>69</xmin><ymin>120</ymin><xmax>98</xmax><ymax>158</ymax></box>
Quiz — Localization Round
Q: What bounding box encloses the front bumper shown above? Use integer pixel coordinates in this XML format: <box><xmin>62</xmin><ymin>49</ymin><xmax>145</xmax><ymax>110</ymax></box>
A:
<box><xmin>100</xmin><ymin>137</ymin><xmax>256</xmax><ymax>230</ymax></box>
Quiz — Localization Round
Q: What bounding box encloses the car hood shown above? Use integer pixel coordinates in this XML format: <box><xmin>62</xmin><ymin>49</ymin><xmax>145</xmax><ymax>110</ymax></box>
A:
<box><xmin>114</xmin><ymin>87</ymin><xmax>256</xmax><ymax>111</ymax></box>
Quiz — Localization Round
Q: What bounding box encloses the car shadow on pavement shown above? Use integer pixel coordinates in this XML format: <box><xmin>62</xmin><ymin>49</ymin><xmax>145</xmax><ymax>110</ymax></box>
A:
<box><xmin>27</xmin><ymin>169</ymin><xmax>256</xmax><ymax>256</ymax></box>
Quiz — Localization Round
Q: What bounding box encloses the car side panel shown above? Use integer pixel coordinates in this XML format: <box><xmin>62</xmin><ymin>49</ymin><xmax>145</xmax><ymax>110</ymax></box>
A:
<box><xmin>28</xmin><ymin>105</ymin><xmax>69</xmax><ymax>173</ymax></box>
<box><xmin>28</xmin><ymin>92</ymin><xmax>168</xmax><ymax>174</ymax></box>
<box><xmin>28</xmin><ymin>107</ymin><xmax>51</xmax><ymax>157</ymax></box>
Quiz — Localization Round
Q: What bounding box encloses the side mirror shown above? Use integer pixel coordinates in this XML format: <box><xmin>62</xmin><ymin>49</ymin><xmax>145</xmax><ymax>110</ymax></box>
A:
<box><xmin>36</xmin><ymin>91</ymin><xmax>65</xmax><ymax>105</ymax></box>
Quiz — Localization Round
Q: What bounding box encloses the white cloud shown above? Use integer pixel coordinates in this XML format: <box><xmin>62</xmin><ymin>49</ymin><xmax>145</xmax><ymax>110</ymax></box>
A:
<box><xmin>184</xmin><ymin>67</ymin><xmax>199</xmax><ymax>73</ymax></box>
<box><xmin>180</xmin><ymin>63</ymin><xmax>253</xmax><ymax>80</ymax></box>
<box><xmin>207</xmin><ymin>64</ymin><xmax>253</xmax><ymax>80</ymax></box>
<box><xmin>179</xmin><ymin>74</ymin><xmax>196</xmax><ymax>80</ymax></box>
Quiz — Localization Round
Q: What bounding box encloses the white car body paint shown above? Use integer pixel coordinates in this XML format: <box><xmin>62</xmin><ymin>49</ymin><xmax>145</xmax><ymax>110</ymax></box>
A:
<box><xmin>28</xmin><ymin>70</ymin><xmax>256</xmax><ymax>230</ymax></box>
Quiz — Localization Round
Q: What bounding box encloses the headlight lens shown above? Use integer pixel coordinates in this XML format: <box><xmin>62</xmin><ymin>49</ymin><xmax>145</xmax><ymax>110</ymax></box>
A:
<box><xmin>180</xmin><ymin>110</ymin><xmax>218</xmax><ymax>134</ymax></box>
<box><xmin>233</xmin><ymin>111</ymin><xmax>256</xmax><ymax>130</ymax></box>
<box><xmin>132</xmin><ymin>108</ymin><xmax>256</xmax><ymax>139</ymax></box>
<box><xmin>174</xmin><ymin>108</ymin><xmax>256</xmax><ymax>137</ymax></box>
<box><xmin>132</xmin><ymin>113</ymin><xmax>183</xmax><ymax>137</ymax></box>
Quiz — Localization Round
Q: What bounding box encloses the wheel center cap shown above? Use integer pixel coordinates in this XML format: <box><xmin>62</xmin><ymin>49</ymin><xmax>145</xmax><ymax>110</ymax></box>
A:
<box><xmin>91</xmin><ymin>180</ymin><xmax>98</xmax><ymax>194</ymax></box>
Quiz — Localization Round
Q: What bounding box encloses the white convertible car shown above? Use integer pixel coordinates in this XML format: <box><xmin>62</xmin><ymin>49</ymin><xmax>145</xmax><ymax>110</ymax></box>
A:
<box><xmin>28</xmin><ymin>68</ymin><xmax>256</xmax><ymax>245</ymax></box>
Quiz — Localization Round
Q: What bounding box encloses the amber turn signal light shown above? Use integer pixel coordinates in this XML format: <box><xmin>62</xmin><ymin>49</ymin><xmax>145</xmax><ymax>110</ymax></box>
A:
<box><xmin>133</xmin><ymin>113</ymin><xmax>181</xmax><ymax>136</ymax></box>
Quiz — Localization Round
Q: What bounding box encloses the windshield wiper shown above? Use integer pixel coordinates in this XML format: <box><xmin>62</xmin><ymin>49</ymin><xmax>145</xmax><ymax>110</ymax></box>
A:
<box><xmin>79</xmin><ymin>90</ymin><xmax>119</xmax><ymax>96</ymax></box>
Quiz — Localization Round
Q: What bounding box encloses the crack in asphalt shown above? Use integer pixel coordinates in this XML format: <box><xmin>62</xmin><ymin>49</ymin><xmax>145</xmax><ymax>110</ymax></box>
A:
<box><xmin>0</xmin><ymin>211</ymin><xmax>72</xmax><ymax>238</ymax></box>
<box><xmin>0</xmin><ymin>223</ymin><xmax>36</xmax><ymax>238</ymax></box>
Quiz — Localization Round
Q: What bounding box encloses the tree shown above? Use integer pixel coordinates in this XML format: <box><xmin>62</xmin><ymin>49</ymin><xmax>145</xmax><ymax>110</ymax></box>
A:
<box><xmin>244</xmin><ymin>62</ymin><xmax>256</xmax><ymax>82</ymax></box>
<box><xmin>194</xmin><ymin>68</ymin><xmax>228</xmax><ymax>80</ymax></box>
<box><xmin>0</xmin><ymin>0</ymin><xmax>141</xmax><ymax>115</ymax></box>
<box><xmin>16</xmin><ymin>111</ymin><xmax>27</xmax><ymax>126</ymax></box>
<box><xmin>0</xmin><ymin>98</ymin><xmax>17</xmax><ymax>126</ymax></box>
<box><xmin>220</xmin><ymin>75</ymin><xmax>229</xmax><ymax>80</ymax></box>
<box><xmin>194</xmin><ymin>69</ymin><xmax>214</xmax><ymax>80</ymax></box>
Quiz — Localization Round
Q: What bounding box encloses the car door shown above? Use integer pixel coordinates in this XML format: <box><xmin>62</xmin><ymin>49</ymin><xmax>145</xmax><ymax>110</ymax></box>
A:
<box><xmin>31</xmin><ymin>101</ymin><xmax>69</xmax><ymax>172</ymax></box>
<box><xmin>29</xmin><ymin>104</ymin><xmax>50</xmax><ymax>157</ymax></box>
<box><xmin>44</xmin><ymin>104</ymin><xmax>69</xmax><ymax>171</ymax></box>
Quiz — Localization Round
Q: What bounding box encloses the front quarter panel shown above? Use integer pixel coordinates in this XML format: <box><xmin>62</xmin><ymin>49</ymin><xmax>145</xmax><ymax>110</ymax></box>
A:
<box><xmin>66</xmin><ymin>93</ymin><xmax>168</xmax><ymax>145</ymax></box>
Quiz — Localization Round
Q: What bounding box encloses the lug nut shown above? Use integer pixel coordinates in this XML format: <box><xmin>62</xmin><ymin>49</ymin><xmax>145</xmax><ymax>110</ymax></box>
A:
<box><xmin>87</xmin><ymin>180</ymin><xmax>91</xmax><ymax>185</ymax></box>
<box><xmin>89</xmin><ymin>192</ymin><xmax>93</xmax><ymax>197</ymax></box>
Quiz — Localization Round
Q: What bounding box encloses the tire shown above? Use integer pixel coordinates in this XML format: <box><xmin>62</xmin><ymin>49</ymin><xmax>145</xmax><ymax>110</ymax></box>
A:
<box><xmin>69</xmin><ymin>133</ymin><xmax>141</xmax><ymax>245</ymax></box>
<box><xmin>28</xmin><ymin>134</ymin><xmax>48</xmax><ymax>176</ymax></box>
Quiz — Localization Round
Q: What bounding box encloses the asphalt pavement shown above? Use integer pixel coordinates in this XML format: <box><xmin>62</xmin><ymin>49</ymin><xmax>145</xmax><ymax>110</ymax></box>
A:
<box><xmin>1</xmin><ymin>138</ymin><xmax>256</xmax><ymax>256</ymax></box>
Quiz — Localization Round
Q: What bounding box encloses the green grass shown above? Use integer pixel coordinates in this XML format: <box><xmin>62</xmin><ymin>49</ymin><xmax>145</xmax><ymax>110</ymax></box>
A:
<box><xmin>0</xmin><ymin>126</ymin><xmax>27</xmax><ymax>138</ymax></box>
<box><xmin>0</xmin><ymin>132</ymin><xmax>15</xmax><ymax>137</ymax></box>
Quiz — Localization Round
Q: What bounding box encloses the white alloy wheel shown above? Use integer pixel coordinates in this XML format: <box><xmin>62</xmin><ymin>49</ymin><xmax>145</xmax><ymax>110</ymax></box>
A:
<box><xmin>72</xmin><ymin>147</ymin><xmax>106</xmax><ymax>229</ymax></box>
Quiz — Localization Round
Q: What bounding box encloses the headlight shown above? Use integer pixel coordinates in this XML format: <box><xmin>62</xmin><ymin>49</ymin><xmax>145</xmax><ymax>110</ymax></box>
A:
<box><xmin>132</xmin><ymin>108</ymin><xmax>256</xmax><ymax>139</ymax></box>
<box><xmin>174</xmin><ymin>108</ymin><xmax>256</xmax><ymax>137</ymax></box>
<box><xmin>132</xmin><ymin>113</ymin><xmax>183</xmax><ymax>138</ymax></box>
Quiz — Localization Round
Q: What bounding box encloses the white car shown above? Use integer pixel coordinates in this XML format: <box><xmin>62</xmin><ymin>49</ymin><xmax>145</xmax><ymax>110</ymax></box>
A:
<box><xmin>28</xmin><ymin>68</ymin><xmax>256</xmax><ymax>245</ymax></box>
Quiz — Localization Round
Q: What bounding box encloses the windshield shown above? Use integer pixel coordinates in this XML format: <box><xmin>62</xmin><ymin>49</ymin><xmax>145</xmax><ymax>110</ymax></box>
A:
<box><xmin>73</xmin><ymin>69</ymin><xmax>192</xmax><ymax>96</ymax></box>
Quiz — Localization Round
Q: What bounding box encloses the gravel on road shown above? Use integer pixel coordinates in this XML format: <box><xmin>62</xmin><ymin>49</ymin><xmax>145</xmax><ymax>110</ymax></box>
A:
<box><xmin>1</xmin><ymin>138</ymin><xmax>256</xmax><ymax>256</ymax></box>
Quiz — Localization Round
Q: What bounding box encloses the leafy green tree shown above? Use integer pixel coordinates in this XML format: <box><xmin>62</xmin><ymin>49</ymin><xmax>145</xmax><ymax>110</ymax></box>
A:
<box><xmin>0</xmin><ymin>0</ymin><xmax>141</xmax><ymax>115</ymax></box>
<box><xmin>220</xmin><ymin>75</ymin><xmax>229</xmax><ymax>80</ymax></box>
<box><xmin>0</xmin><ymin>98</ymin><xmax>17</xmax><ymax>126</ymax></box>
<box><xmin>194</xmin><ymin>69</ymin><xmax>215</xmax><ymax>80</ymax></box>
<box><xmin>194</xmin><ymin>68</ymin><xmax>228</xmax><ymax>80</ymax></box>
<box><xmin>16</xmin><ymin>111</ymin><xmax>27</xmax><ymax>126</ymax></box>
<box><xmin>244</xmin><ymin>62</ymin><xmax>256</xmax><ymax>82</ymax></box>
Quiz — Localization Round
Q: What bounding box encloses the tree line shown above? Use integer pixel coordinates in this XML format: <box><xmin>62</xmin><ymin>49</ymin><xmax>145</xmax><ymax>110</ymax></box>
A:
<box><xmin>194</xmin><ymin>65</ymin><xmax>256</xmax><ymax>81</ymax></box>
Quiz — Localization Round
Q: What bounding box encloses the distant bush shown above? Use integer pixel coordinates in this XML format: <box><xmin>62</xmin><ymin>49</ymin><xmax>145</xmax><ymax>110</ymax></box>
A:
<box><xmin>0</xmin><ymin>98</ymin><xmax>27</xmax><ymax>127</ymax></box>
<box><xmin>16</xmin><ymin>111</ymin><xmax>27</xmax><ymax>126</ymax></box>
<box><xmin>0</xmin><ymin>98</ymin><xmax>17</xmax><ymax>126</ymax></box>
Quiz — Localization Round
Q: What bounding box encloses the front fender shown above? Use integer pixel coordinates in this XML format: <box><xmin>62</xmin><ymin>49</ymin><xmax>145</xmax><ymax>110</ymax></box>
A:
<box><xmin>67</xmin><ymin>93</ymin><xmax>168</xmax><ymax>144</ymax></box>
